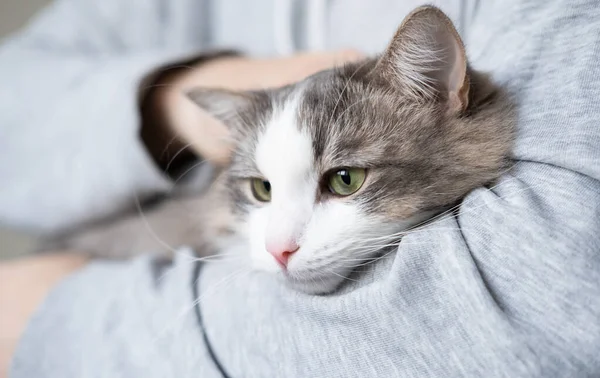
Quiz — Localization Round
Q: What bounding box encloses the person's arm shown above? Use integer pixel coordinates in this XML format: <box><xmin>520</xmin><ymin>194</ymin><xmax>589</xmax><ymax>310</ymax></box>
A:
<box><xmin>436</xmin><ymin>2</ymin><xmax>600</xmax><ymax>373</ymax></box>
<box><xmin>0</xmin><ymin>254</ymin><xmax>89</xmax><ymax>378</ymax></box>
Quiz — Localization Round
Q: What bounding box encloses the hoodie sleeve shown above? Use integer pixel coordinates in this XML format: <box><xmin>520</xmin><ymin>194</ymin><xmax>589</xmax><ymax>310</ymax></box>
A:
<box><xmin>0</xmin><ymin>0</ymin><xmax>218</xmax><ymax>234</ymax></box>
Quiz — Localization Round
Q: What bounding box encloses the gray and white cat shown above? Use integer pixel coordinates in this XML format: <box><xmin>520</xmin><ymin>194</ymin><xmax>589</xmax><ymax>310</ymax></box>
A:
<box><xmin>51</xmin><ymin>7</ymin><xmax>514</xmax><ymax>294</ymax></box>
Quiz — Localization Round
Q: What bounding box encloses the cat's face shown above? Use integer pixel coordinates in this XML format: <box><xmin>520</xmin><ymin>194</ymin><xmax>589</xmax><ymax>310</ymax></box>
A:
<box><xmin>189</xmin><ymin>7</ymin><xmax>513</xmax><ymax>294</ymax></box>
<box><xmin>228</xmin><ymin>78</ymin><xmax>437</xmax><ymax>293</ymax></box>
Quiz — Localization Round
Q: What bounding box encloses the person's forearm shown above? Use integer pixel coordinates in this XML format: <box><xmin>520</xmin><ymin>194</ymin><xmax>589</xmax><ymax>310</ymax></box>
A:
<box><xmin>139</xmin><ymin>51</ymin><xmax>242</xmax><ymax>174</ymax></box>
<box><xmin>0</xmin><ymin>254</ymin><xmax>89</xmax><ymax>377</ymax></box>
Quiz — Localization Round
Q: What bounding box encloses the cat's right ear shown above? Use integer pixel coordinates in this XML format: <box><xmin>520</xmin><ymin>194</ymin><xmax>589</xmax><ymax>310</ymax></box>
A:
<box><xmin>186</xmin><ymin>88</ymin><xmax>269</xmax><ymax>136</ymax></box>
<box><xmin>377</xmin><ymin>6</ymin><xmax>469</xmax><ymax>114</ymax></box>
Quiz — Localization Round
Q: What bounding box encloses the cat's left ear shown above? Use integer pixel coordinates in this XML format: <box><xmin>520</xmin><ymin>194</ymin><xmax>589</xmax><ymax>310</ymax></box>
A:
<box><xmin>377</xmin><ymin>6</ymin><xmax>469</xmax><ymax>114</ymax></box>
<box><xmin>186</xmin><ymin>88</ymin><xmax>270</xmax><ymax>136</ymax></box>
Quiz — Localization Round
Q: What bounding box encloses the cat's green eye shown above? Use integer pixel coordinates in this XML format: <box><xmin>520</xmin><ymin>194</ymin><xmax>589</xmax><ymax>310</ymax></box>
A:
<box><xmin>327</xmin><ymin>168</ymin><xmax>366</xmax><ymax>196</ymax></box>
<box><xmin>251</xmin><ymin>178</ymin><xmax>272</xmax><ymax>202</ymax></box>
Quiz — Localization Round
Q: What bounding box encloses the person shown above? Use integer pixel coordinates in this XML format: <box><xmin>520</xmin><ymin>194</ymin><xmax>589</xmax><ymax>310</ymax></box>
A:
<box><xmin>1</xmin><ymin>0</ymin><xmax>599</xmax><ymax>376</ymax></box>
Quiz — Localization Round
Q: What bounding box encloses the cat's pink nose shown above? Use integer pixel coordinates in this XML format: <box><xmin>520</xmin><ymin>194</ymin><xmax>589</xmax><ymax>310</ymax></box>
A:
<box><xmin>266</xmin><ymin>240</ymin><xmax>299</xmax><ymax>269</ymax></box>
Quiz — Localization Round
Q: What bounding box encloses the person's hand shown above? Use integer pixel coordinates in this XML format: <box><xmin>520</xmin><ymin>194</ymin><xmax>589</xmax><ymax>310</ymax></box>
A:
<box><xmin>153</xmin><ymin>50</ymin><xmax>364</xmax><ymax>166</ymax></box>
<box><xmin>0</xmin><ymin>253</ymin><xmax>89</xmax><ymax>377</ymax></box>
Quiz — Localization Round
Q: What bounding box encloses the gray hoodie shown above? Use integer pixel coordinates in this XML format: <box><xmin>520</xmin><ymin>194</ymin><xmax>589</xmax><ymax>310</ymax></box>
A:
<box><xmin>4</xmin><ymin>0</ymin><xmax>600</xmax><ymax>377</ymax></box>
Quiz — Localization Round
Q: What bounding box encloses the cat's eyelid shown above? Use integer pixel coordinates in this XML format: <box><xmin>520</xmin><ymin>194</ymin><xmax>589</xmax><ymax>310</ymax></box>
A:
<box><xmin>229</xmin><ymin>168</ymin><xmax>266</xmax><ymax>181</ymax></box>
<box><xmin>321</xmin><ymin>166</ymin><xmax>367</xmax><ymax>176</ymax></box>
<box><xmin>233</xmin><ymin>175</ymin><xmax>267</xmax><ymax>181</ymax></box>
<box><xmin>327</xmin><ymin>163</ymin><xmax>398</xmax><ymax>170</ymax></box>
<box><xmin>322</xmin><ymin>159</ymin><xmax>377</xmax><ymax>170</ymax></box>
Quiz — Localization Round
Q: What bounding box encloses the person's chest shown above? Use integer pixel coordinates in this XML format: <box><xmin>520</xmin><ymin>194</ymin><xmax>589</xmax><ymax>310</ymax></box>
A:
<box><xmin>203</xmin><ymin>0</ymin><xmax>466</xmax><ymax>56</ymax></box>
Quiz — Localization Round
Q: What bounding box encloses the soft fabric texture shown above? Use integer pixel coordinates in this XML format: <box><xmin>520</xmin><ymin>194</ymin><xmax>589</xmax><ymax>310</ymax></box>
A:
<box><xmin>6</xmin><ymin>0</ymin><xmax>600</xmax><ymax>377</ymax></box>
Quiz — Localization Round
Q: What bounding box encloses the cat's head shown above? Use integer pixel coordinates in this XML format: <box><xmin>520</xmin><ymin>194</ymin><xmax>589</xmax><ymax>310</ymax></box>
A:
<box><xmin>188</xmin><ymin>6</ymin><xmax>513</xmax><ymax>294</ymax></box>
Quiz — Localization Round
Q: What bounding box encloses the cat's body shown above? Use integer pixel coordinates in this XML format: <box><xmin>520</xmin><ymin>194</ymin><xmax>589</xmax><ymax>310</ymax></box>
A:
<box><xmin>50</xmin><ymin>7</ymin><xmax>514</xmax><ymax>294</ymax></box>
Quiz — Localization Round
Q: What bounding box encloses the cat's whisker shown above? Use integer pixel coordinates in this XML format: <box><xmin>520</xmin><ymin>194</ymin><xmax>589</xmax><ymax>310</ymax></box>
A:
<box><xmin>325</xmin><ymin>268</ymin><xmax>360</xmax><ymax>283</ymax></box>
<box><xmin>383</xmin><ymin>171</ymin><xmax>519</xmax><ymax>234</ymax></box>
<box><xmin>413</xmin><ymin>177</ymin><xmax>554</xmax><ymax>229</ymax></box>
<box><xmin>193</xmin><ymin>268</ymin><xmax>250</xmax><ymax>305</ymax></box>
<box><xmin>164</xmin><ymin>142</ymin><xmax>194</xmax><ymax>172</ymax></box>
<box><xmin>355</xmin><ymin>226</ymin><xmax>464</xmax><ymax>244</ymax></box>
<box><xmin>344</xmin><ymin>243</ymin><xmax>400</xmax><ymax>254</ymax></box>
<box><xmin>335</xmin><ymin>238</ymin><xmax>446</xmax><ymax>264</ymax></box>
<box><xmin>132</xmin><ymin>192</ymin><xmax>180</xmax><ymax>255</ymax></box>
<box><xmin>339</xmin><ymin>248</ymin><xmax>400</xmax><ymax>269</ymax></box>
<box><xmin>151</xmin><ymin>267</ymin><xmax>250</xmax><ymax>345</ymax></box>
<box><xmin>349</xmin><ymin>245</ymin><xmax>418</xmax><ymax>266</ymax></box>
<box><xmin>340</xmin><ymin>243</ymin><xmax>395</xmax><ymax>257</ymax></box>
<box><xmin>352</xmin><ymin>178</ymin><xmax>547</xmax><ymax>247</ymax></box>
<box><xmin>348</xmin><ymin>239</ymin><xmax>440</xmax><ymax>255</ymax></box>
<box><xmin>357</xmin><ymin>222</ymin><xmax>512</xmax><ymax>245</ymax></box>
<box><xmin>172</xmin><ymin>160</ymin><xmax>211</xmax><ymax>185</ymax></box>
<box><xmin>406</xmin><ymin>167</ymin><xmax>548</xmax><ymax>225</ymax></box>
<box><xmin>175</xmin><ymin>252</ymin><xmax>242</xmax><ymax>264</ymax></box>
<box><xmin>354</xmin><ymin>174</ymin><xmax>553</xmax><ymax>244</ymax></box>
<box><xmin>154</xmin><ymin>253</ymin><xmax>242</xmax><ymax>284</ymax></box>
<box><xmin>159</xmin><ymin>135</ymin><xmax>183</xmax><ymax>162</ymax></box>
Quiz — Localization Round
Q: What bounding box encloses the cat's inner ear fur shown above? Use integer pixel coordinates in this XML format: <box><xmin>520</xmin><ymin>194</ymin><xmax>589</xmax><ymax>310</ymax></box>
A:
<box><xmin>376</xmin><ymin>6</ymin><xmax>469</xmax><ymax>113</ymax></box>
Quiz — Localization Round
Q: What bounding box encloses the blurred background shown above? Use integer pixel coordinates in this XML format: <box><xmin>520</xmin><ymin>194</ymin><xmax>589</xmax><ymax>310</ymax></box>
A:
<box><xmin>0</xmin><ymin>0</ymin><xmax>50</xmax><ymax>259</ymax></box>
<box><xmin>0</xmin><ymin>0</ymin><xmax>49</xmax><ymax>38</ymax></box>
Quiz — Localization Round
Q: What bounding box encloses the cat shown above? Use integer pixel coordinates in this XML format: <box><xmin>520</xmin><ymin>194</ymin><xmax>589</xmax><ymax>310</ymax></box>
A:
<box><xmin>48</xmin><ymin>6</ymin><xmax>514</xmax><ymax>294</ymax></box>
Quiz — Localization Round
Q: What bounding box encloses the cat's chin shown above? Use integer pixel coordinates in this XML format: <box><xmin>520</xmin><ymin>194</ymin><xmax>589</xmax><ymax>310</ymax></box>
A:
<box><xmin>251</xmin><ymin>259</ymin><xmax>346</xmax><ymax>294</ymax></box>
<box><xmin>280</xmin><ymin>272</ymin><xmax>346</xmax><ymax>295</ymax></box>
<box><xmin>247</xmin><ymin>258</ymin><xmax>346</xmax><ymax>294</ymax></box>
<box><xmin>250</xmin><ymin>253</ymin><xmax>354</xmax><ymax>294</ymax></box>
